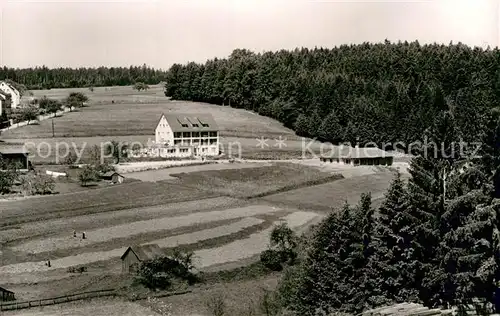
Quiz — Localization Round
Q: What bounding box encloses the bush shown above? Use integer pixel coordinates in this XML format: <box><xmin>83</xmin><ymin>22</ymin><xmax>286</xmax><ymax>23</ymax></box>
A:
<box><xmin>21</xmin><ymin>174</ymin><xmax>55</xmax><ymax>195</ymax></box>
<box><xmin>260</xmin><ymin>223</ymin><xmax>299</xmax><ymax>271</ymax></box>
<box><xmin>260</xmin><ymin>249</ymin><xmax>284</xmax><ymax>271</ymax></box>
<box><xmin>78</xmin><ymin>165</ymin><xmax>98</xmax><ymax>187</ymax></box>
<box><xmin>205</xmin><ymin>291</ymin><xmax>227</xmax><ymax>316</ymax></box>
<box><xmin>64</xmin><ymin>152</ymin><xmax>78</xmax><ymax>166</ymax></box>
<box><xmin>137</xmin><ymin>248</ymin><xmax>198</xmax><ymax>290</ymax></box>
<box><xmin>67</xmin><ymin>266</ymin><xmax>87</xmax><ymax>273</ymax></box>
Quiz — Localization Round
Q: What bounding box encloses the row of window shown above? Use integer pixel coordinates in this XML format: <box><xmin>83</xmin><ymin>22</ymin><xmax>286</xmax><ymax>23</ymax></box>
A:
<box><xmin>173</xmin><ymin>132</ymin><xmax>218</xmax><ymax>138</ymax></box>
<box><xmin>173</xmin><ymin>139</ymin><xmax>218</xmax><ymax>145</ymax></box>
<box><xmin>160</xmin><ymin>148</ymin><xmax>214</xmax><ymax>154</ymax></box>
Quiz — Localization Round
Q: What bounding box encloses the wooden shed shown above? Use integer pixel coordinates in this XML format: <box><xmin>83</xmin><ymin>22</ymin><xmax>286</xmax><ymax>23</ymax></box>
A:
<box><xmin>121</xmin><ymin>244</ymin><xmax>164</xmax><ymax>274</ymax></box>
<box><xmin>0</xmin><ymin>286</ymin><xmax>15</xmax><ymax>301</ymax></box>
<box><xmin>100</xmin><ymin>171</ymin><xmax>124</xmax><ymax>184</ymax></box>
<box><xmin>0</xmin><ymin>142</ymin><xmax>30</xmax><ymax>171</ymax></box>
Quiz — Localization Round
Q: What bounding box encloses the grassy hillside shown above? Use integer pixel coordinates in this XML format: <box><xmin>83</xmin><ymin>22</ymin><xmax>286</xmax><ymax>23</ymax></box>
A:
<box><xmin>3</xmin><ymin>85</ymin><xmax>296</xmax><ymax>140</ymax></box>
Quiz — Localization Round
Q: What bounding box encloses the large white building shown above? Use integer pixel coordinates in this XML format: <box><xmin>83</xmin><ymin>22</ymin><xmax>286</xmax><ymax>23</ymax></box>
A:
<box><xmin>0</xmin><ymin>82</ymin><xmax>20</xmax><ymax>110</ymax></box>
<box><xmin>153</xmin><ymin>113</ymin><xmax>220</xmax><ymax>157</ymax></box>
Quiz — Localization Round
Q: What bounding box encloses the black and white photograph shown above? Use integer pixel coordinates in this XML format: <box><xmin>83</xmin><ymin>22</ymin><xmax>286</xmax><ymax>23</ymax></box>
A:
<box><xmin>0</xmin><ymin>0</ymin><xmax>499</xmax><ymax>315</ymax></box>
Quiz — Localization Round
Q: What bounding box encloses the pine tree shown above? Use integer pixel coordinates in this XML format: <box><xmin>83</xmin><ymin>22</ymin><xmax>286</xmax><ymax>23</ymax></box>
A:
<box><xmin>296</xmin><ymin>203</ymin><xmax>356</xmax><ymax>315</ymax></box>
<box><xmin>368</xmin><ymin>172</ymin><xmax>420</xmax><ymax>304</ymax></box>
<box><xmin>317</xmin><ymin>110</ymin><xmax>343</xmax><ymax>144</ymax></box>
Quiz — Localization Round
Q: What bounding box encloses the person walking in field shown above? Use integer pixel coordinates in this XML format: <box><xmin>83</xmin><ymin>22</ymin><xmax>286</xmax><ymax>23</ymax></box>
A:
<box><xmin>82</xmin><ymin>232</ymin><xmax>86</xmax><ymax>239</ymax></box>
<box><xmin>73</xmin><ymin>230</ymin><xmax>76</xmax><ymax>237</ymax></box>
<box><xmin>47</xmin><ymin>260</ymin><xmax>51</xmax><ymax>267</ymax></box>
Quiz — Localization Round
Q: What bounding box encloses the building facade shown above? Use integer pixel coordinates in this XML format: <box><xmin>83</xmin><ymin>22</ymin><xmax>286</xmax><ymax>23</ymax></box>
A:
<box><xmin>0</xmin><ymin>82</ymin><xmax>20</xmax><ymax>110</ymax></box>
<box><xmin>0</xmin><ymin>90</ymin><xmax>12</xmax><ymax>118</ymax></box>
<box><xmin>320</xmin><ymin>147</ymin><xmax>394</xmax><ymax>166</ymax></box>
<box><xmin>154</xmin><ymin>113</ymin><xmax>220</xmax><ymax>157</ymax></box>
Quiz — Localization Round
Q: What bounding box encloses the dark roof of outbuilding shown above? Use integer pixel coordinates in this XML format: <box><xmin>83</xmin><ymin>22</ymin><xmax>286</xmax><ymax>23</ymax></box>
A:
<box><xmin>0</xmin><ymin>286</ymin><xmax>14</xmax><ymax>294</ymax></box>
<box><xmin>121</xmin><ymin>244</ymin><xmax>164</xmax><ymax>261</ymax></box>
<box><xmin>157</xmin><ymin>113</ymin><xmax>219</xmax><ymax>132</ymax></box>
<box><xmin>101</xmin><ymin>171</ymin><xmax>123</xmax><ymax>177</ymax></box>
<box><xmin>0</xmin><ymin>142</ymin><xmax>29</xmax><ymax>155</ymax></box>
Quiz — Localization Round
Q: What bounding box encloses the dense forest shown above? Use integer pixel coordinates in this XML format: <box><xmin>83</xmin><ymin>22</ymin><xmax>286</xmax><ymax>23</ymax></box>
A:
<box><xmin>263</xmin><ymin>105</ymin><xmax>500</xmax><ymax>315</ymax></box>
<box><xmin>163</xmin><ymin>41</ymin><xmax>500</xmax><ymax>314</ymax></box>
<box><xmin>164</xmin><ymin>41</ymin><xmax>500</xmax><ymax>149</ymax></box>
<box><xmin>0</xmin><ymin>64</ymin><xmax>167</xmax><ymax>90</ymax></box>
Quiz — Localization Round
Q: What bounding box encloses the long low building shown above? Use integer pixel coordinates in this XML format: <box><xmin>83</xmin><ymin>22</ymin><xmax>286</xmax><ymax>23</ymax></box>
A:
<box><xmin>153</xmin><ymin>113</ymin><xmax>220</xmax><ymax>157</ymax></box>
<box><xmin>320</xmin><ymin>146</ymin><xmax>394</xmax><ymax>166</ymax></box>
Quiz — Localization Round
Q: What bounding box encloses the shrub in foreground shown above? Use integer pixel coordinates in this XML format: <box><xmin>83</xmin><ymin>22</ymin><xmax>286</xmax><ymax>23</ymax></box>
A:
<box><xmin>137</xmin><ymin>248</ymin><xmax>198</xmax><ymax>290</ymax></box>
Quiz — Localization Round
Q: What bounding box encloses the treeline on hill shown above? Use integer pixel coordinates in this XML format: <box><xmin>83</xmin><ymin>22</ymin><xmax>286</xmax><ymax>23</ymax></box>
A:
<box><xmin>260</xmin><ymin>108</ymin><xmax>500</xmax><ymax>316</ymax></box>
<box><xmin>164</xmin><ymin>41</ymin><xmax>500</xmax><ymax>149</ymax></box>
<box><xmin>0</xmin><ymin>64</ymin><xmax>167</xmax><ymax>90</ymax></box>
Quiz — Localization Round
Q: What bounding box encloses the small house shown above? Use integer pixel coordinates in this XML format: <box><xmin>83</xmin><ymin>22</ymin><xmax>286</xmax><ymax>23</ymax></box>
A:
<box><xmin>0</xmin><ymin>286</ymin><xmax>15</xmax><ymax>301</ymax></box>
<box><xmin>320</xmin><ymin>146</ymin><xmax>393</xmax><ymax>166</ymax></box>
<box><xmin>100</xmin><ymin>171</ymin><xmax>125</xmax><ymax>184</ymax></box>
<box><xmin>0</xmin><ymin>81</ymin><xmax>20</xmax><ymax>109</ymax></box>
<box><xmin>0</xmin><ymin>142</ymin><xmax>30</xmax><ymax>171</ymax></box>
<box><xmin>121</xmin><ymin>244</ymin><xmax>164</xmax><ymax>274</ymax></box>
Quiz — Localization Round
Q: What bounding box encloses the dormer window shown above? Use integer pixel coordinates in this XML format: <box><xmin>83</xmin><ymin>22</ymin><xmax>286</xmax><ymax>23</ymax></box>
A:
<box><xmin>181</xmin><ymin>124</ymin><xmax>188</xmax><ymax>128</ymax></box>
<box><xmin>202</xmin><ymin>123</ymin><xmax>209</xmax><ymax>127</ymax></box>
<box><xmin>192</xmin><ymin>123</ymin><xmax>199</xmax><ymax>127</ymax></box>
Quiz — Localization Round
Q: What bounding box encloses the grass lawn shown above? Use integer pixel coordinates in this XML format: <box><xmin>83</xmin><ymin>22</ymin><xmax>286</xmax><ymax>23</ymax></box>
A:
<box><xmin>1</xmin><ymin>85</ymin><xmax>330</xmax><ymax>163</ymax></box>
<box><xmin>261</xmin><ymin>169</ymin><xmax>398</xmax><ymax>212</ymax></box>
<box><xmin>0</xmin><ymin>181</ymin><xmax>219</xmax><ymax>228</ymax></box>
<box><xmin>4</xmin><ymin>85</ymin><xmax>296</xmax><ymax>140</ymax></box>
<box><xmin>170</xmin><ymin>162</ymin><xmax>343</xmax><ymax>198</ymax></box>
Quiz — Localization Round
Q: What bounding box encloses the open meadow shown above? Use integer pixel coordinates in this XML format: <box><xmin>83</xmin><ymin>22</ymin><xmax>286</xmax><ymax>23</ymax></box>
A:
<box><xmin>0</xmin><ymin>85</ymin><xmax>403</xmax><ymax>313</ymax></box>
<box><xmin>0</xmin><ymin>156</ymin><xmax>396</xmax><ymax>304</ymax></box>
<box><xmin>0</xmin><ymin>85</ymin><xmax>327</xmax><ymax>163</ymax></box>
<box><xmin>261</xmin><ymin>169</ymin><xmax>400</xmax><ymax>211</ymax></box>
<box><xmin>169</xmin><ymin>162</ymin><xmax>344</xmax><ymax>198</ymax></box>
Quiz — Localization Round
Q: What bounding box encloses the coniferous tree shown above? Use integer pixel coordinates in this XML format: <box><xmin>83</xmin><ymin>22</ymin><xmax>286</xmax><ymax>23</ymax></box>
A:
<box><xmin>317</xmin><ymin>110</ymin><xmax>343</xmax><ymax>144</ymax></box>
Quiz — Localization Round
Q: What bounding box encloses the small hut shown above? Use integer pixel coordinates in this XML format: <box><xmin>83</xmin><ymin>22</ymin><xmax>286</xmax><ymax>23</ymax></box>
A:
<box><xmin>121</xmin><ymin>244</ymin><xmax>164</xmax><ymax>274</ymax></box>
<box><xmin>0</xmin><ymin>287</ymin><xmax>15</xmax><ymax>301</ymax></box>
<box><xmin>100</xmin><ymin>171</ymin><xmax>125</xmax><ymax>184</ymax></box>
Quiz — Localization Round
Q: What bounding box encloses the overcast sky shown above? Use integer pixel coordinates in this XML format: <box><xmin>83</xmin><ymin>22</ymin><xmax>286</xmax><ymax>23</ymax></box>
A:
<box><xmin>0</xmin><ymin>0</ymin><xmax>498</xmax><ymax>69</ymax></box>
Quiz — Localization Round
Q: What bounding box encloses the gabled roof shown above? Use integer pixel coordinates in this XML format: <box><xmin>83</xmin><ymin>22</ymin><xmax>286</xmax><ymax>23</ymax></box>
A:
<box><xmin>101</xmin><ymin>171</ymin><xmax>123</xmax><ymax>177</ymax></box>
<box><xmin>0</xmin><ymin>287</ymin><xmax>14</xmax><ymax>294</ymax></box>
<box><xmin>320</xmin><ymin>146</ymin><xmax>393</xmax><ymax>159</ymax></box>
<box><xmin>157</xmin><ymin>113</ymin><xmax>219</xmax><ymax>132</ymax></box>
<box><xmin>121</xmin><ymin>244</ymin><xmax>164</xmax><ymax>261</ymax></box>
<box><xmin>0</xmin><ymin>142</ymin><xmax>29</xmax><ymax>155</ymax></box>
<box><xmin>0</xmin><ymin>81</ymin><xmax>19</xmax><ymax>95</ymax></box>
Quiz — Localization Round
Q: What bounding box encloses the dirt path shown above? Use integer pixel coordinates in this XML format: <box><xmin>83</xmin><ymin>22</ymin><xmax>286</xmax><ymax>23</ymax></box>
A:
<box><xmin>10</xmin><ymin>205</ymin><xmax>282</xmax><ymax>254</ymax></box>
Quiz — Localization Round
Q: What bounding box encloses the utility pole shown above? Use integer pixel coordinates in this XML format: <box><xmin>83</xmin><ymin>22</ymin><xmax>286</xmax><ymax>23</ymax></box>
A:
<box><xmin>52</xmin><ymin>119</ymin><xmax>55</xmax><ymax>138</ymax></box>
